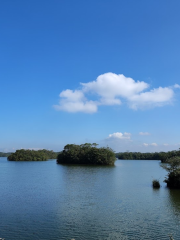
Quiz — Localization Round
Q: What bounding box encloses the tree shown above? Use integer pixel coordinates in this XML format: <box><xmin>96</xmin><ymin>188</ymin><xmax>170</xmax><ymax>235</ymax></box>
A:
<box><xmin>161</xmin><ymin>156</ymin><xmax>180</xmax><ymax>188</ymax></box>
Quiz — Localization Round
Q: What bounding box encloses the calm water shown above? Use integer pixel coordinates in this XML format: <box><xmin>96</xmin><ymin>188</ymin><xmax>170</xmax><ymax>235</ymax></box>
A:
<box><xmin>0</xmin><ymin>157</ymin><xmax>180</xmax><ymax>240</ymax></box>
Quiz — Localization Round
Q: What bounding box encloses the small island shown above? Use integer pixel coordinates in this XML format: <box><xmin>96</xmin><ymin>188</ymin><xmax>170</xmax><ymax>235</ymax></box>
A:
<box><xmin>8</xmin><ymin>149</ymin><xmax>58</xmax><ymax>161</ymax></box>
<box><xmin>57</xmin><ymin>143</ymin><xmax>116</xmax><ymax>165</ymax></box>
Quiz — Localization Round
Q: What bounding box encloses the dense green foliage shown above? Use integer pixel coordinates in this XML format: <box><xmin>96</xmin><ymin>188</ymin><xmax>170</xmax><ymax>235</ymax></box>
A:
<box><xmin>116</xmin><ymin>149</ymin><xmax>180</xmax><ymax>162</ymax></box>
<box><xmin>8</xmin><ymin>149</ymin><xmax>57</xmax><ymax>161</ymax></box>
<box><xmin>57</xmin><ymin>143</ymin><xmax>116</xmax><ymax>165</ymax></box>
<box><xmin>0</xmin><ymin>152</ymin><xmax>12</xmax><ymax>157</ymax></box>
<box><xmin>116</xmin><ymin>152</ymin><xmax>160</xmax><ymax>160</ymax></box>
<box><xmin>152</xmin><ymin>179</ymin><xmax>160</xmax><ymax>188</ymax></box>
<box><xmin>161</xmin><ymin>156</ymin><xmax>180</xmax><ymax>188</ymax></box>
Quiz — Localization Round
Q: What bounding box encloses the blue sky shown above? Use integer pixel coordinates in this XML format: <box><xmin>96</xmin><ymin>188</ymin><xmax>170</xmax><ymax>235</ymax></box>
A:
<box><xmin>1</xmin><ymin>0</ymin><xmax>180</xmax><ymax>153</ymax></box>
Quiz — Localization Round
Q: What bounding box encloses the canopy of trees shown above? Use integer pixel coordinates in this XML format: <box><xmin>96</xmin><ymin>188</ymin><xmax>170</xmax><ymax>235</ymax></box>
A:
<box><xmin>8</xmin><ymin>149</ymin><xmax>57</xmax><ymax>161</ymax></box>
<box><xmin>57</xmin><ymin>143</ymin><xmax>116</xmax><ymax>165</ymax></box>
<box><xmin>116</xmin><ymin>149</ymin><xmax>180</xmax><ymax>163</ymax></box>
<box><xmin>161</xmin><ymin>156</ymin><xmax>180</xmax><ymax>188</ymax></box>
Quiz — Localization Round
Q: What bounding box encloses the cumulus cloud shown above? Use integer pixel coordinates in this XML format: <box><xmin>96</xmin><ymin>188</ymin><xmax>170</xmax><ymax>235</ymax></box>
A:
<box><xmin>54</xmin><ymin>72</ymin><xmax>176</xmax><ymax>113</ymax></box>
<box><xmin>81</xmin><ymin>73</ymin><xmax>148</xmax><ymax>103</ymax></box>
<box><xmin>53</xmin><ymin>89</ymin><xmax>98</xmax><ymax>113</ymax></box>
<box><xmin>129</xmin><ymin>87</ymin><xmax>174</xmax><ymax>110</ymax></box>
<box><xmin>143</xmin><ymin>143</ymin><xmax>149</xmax><ymax>147</ymax></box>
<box><xmin>139</xmin><ymin>132</ymin><xmax>150</xmax><ymax>136</ymax></box>
<box><xmin>108</xmin><ymin>132</ymin><xmax>131</xmax><ymax>140</ymax></box>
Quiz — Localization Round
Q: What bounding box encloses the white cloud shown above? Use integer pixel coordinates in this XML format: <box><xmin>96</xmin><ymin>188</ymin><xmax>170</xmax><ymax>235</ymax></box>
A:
<box><xmin>174</xmin><ymin>84</ymin><xmax>180</xmax><ymax>89</ymax></box>
<box><xmin>163</xmin><ymin>143</ymin><xmax>169</xmax><ymax>146</ymax></box>
<box><xmin>129</xmin><ymin>87</ymin><xmax>174</xmax><ymax>110</ymax></box>
<box><xmin>53</xmin><ymin>89</ymin><xmax>98</xmax><ymax>113</ymax></box>
<box><xmin>151</xmin><ymin>143</ymin><xmax>158</xmax><ymax>146</ymax></box>
<box><xmin>139</xmin><ymin>132</ymin><xmax>150</xmax><ymax>136</ymax></box>
<box><xmin>143</xmin><ymin>143</ymin><xmax>158</xmax><ymax>147</ymax></box>
<box><xmin>60</xmin><ymin>89</ymin><xmax>84</xmax><ymax>101</ymax></box>
<box><xmin>108</xmin><ymin>132</ymin><xmax>131</xmax><ymax>140</ymax></box>
<box><xmin>27</xmin><ymin>148</ymin><xmax>42</xmax><ymax>150</ymax></box>
<box><xmin>54</xmin><ymin>72</ymin><xmax>176</xmax><ymax>113</ymax></box>
<box><xmin>82</xmin><ymin>72</ymin><xmax>149</xmax><ymax>101</ymax></box>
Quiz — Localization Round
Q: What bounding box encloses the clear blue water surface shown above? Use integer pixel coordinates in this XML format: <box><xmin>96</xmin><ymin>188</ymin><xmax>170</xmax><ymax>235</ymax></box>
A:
<box><xmin>0</xmin><ymin>157</ymin><xmax>180</xmax><ymax>240</ymax></box>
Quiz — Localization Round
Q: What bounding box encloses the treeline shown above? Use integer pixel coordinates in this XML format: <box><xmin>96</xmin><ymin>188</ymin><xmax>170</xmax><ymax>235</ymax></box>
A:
<box><xmin>116</xmin><ymin>149</ymin><xmax>180</xmax><ymax>162</ymax></box>
<box><xmin>57</xmin><ymin>143</ymin><xmax>116</xmax><ymax>165</ymax></box>
<box><xmin>8</xmin><ymin>149</ymin><xmax>58</xmax><ymax>161</ymax></box>
<box><xmin>0</xmin><ymin>152</ymin><xmax>12</xmax><ymax>157</ymax></box>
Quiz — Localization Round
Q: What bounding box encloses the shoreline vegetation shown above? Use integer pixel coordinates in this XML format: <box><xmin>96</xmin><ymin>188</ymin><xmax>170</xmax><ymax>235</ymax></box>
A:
<box><xmin>116</xmin><ymin>149</ymin><xmax>180</xmax><ymax>163</ymax></box>
<box><xmin>161</xmin><ymin>156</ymin><xmax>180</xmax><ymax>189</ymax></box>
<box><xmin>7</xmin><ymin>149</ymin><xmax>58</xmax><ymax>161</ymax></box>
<box><xmin>0</xmin><ymin>152</ymin><xmax>12</xmax><ymax>157</ymax></box>
<box><xmin>57</xmin><ymin>143</ymin><xmax>116</xmax><ymax>165</ymax></box>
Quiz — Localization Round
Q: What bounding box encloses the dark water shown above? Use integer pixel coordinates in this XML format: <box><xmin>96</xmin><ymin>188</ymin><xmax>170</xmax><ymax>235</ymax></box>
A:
<box><xmin>0</xmin><ymin>157</ymin><xmax>180</xmax><ymax>240</ymax></box>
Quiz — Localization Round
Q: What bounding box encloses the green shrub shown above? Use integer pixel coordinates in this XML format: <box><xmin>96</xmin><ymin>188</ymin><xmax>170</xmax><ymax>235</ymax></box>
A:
<box><xmin>152</xmin><ymin>179</ymin><xmax>160</xmax><ymax>188</ymax></box>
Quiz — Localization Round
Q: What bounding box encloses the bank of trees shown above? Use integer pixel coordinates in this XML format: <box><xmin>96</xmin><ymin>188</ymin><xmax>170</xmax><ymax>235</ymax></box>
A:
<box><xmin>8</xmin><ymin>149</ymin><xmax>57</xmax><ymax>161</ymax></box>
<box><xmin>116</xmin><ymin>149</ymin><xmax>180</xmax><ymax>162</ymax></box>
<box><xmin>0</xmin><ymin>152</ymin><xmax>12</xmax><ymax>157</ymax></box>
<box><xmin>161</xmin><ymin>156</ymin><xmax>180</xmax><ymax>188</ymax></box>
<box><xmin>57</xmin><ymin>143</ymin><xmax>116</xmax><ymax>165</ymax></box>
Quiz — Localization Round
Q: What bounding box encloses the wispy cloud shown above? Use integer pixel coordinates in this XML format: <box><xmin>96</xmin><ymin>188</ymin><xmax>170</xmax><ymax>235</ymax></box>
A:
<box><xmin>26</xmin><ymin>148</ymin><xmax>43</xmax><ymax>150</ymax></box>
<box><xmin>139</xmin><ymin>132</ymin><xmax>150</xmax><ymax>136</ymax></box>
<box><xmin>151</xmin><ymin>143</ymin><xmax>158</xmax><ymax>146</ymax></box>
<box><xmin>174</xmin><ymin>84</ymin><xmax>180</xmax><ymax>89</ymax></box>
<box><xmin>143</xmin><ymin>143</ymin><xmax>158</xmax><ymax>147</ymax></box>
<box><xmin>54</xmin><ymin>72</ymin><xmax>177</xmax><ymax>113</ymax></box>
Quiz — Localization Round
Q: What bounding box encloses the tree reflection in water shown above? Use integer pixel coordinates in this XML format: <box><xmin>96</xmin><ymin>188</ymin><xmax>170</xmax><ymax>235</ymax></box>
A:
<box><xmin>168</xmin><ymin>189</ymin><xmax>180</xmax><ymax>213</ymax></box>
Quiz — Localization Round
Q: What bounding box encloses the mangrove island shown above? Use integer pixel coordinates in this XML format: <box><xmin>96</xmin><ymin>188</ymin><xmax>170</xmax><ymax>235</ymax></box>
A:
<box><xmin>57</xmin><ymin>143</ymin><xmax>116</xmax><ymax>165</ymax></box>
<box><xmin>8</xmin><ymin>149</ymin><xmax>58</xmax><ymax>161</ymax></box>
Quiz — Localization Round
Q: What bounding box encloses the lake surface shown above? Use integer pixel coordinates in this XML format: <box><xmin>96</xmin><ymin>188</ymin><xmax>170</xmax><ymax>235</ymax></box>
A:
<box><xmin>0</xmin><ymin>158</ymin><xmax>180</xmax><ymax>240</ymax></box>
